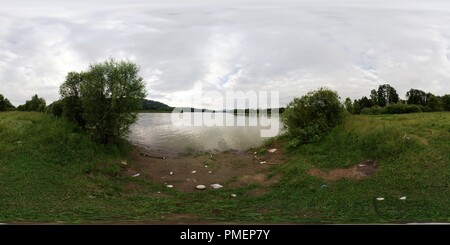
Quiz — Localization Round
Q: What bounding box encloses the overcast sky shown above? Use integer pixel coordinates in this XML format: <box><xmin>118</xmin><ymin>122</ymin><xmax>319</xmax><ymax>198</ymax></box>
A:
<box><xmin>1</xmin><ymin>0</ymin><xmax>450</xmax><ymax>108</ymax></box>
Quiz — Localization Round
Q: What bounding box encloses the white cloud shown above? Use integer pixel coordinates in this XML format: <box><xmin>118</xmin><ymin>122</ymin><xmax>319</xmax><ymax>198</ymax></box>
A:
<box><xmin>1</xmin><ymin>0</ymin><xmax>450</xmax><ymax>107</ymax></box>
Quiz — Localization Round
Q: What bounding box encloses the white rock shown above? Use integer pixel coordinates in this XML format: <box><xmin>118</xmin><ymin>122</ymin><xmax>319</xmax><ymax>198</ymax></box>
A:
<box><xmin>196</xmin><ymin>185</ymin><xmax>206</xmax><ymax>190</ymax></box>
<box><xmin>254</xmin><ymin>152</ymin><xmax>257</xmax><ymax>155</ymax></box>
<box><xmin>399</xmin><ymin>196</ymin><xmax>407</xmax><ymax>200</ymax></box>
<box><xmin>205</xmin><ymin>165</ymin><xmax>208</xmax><ymax>168</ymax></box>
<box><xmin>121</xmin><ymin>160</ymin><xmax>127</xmax><ymax>166</ymax></box>
<box><xmin>231</xmin><ymin>194</ymin><xmax>237</xmax><ymax>198</ymax></box>
<box><xmin>191</xmin><ymin>171</ymin><xmax>197</xmax><ymax>174</ymax></box>
<box><xmin>210</xmin><ymin>183</ymin><xmax>223</xmax><ymax>189</ymax></box>
<box><xmin>268</xmin><ymin>149</ymin><xmax>277</xmax><ymax>153</ymax></box>
<box><xmin>376</xmin><ymin>197</ymin><xmax>384</xmax><ymax>201</ymax></box>
<box><xmin>208</xmin><ymin>171</ymin><xmax>213</xmax><ymax>174</ymax></box>
<box><xmin>132</xmin><ymin>173</ymin><xmax>140</xmax><ymax>177</ymax></box>
<box><xmin>169</xmin><ymin>171</ymin><xmax>173</xmax><ymax>175</ymax></box>
<box><xmin>260</xmin><ymin>161</ymin><xmax>266</xmax><ymax>164</ymax></box>
<box><xmin>166</xmin><ymin>185</ymin><xmax>173</xmax><ymax>188</ymax></box>
<box><xmin>358</xmin><ymin>164</ymin><xmax>366</xmax><ymax>167</ymax></box>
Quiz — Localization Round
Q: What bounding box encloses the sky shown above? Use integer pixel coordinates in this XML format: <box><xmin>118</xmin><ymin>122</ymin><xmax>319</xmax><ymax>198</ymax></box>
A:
<box><xmin>1</xmin><ymin>0</ymin><xmax>450</xmax><ymax>108</ymax></box>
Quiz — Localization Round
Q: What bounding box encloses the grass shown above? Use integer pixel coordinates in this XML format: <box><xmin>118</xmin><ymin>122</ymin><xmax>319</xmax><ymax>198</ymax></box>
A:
<box><xmin>0</xmin><ymin>111</ymin><xmax>449</xmax><ymax>223</ymax></box>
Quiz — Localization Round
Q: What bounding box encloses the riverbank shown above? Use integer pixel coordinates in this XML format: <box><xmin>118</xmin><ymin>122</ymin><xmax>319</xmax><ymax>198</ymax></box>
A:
<box><xmin>1</xmin><ymin>111</ymin><xmax>449</xmax><ymax>223</ymax></box>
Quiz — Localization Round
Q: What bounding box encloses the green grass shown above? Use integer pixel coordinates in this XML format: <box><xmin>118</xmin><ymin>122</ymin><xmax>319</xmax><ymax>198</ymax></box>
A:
<box><xmin>0</xmin><ymin>111</ymin><xmax>449</xmax><ymax>223</ymax></box>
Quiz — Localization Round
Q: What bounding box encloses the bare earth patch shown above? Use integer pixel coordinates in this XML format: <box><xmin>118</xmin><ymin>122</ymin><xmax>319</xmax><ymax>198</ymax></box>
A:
<box><xmin>125</xmin><ymin>143</ymin><xmax>286</xmax><ymax>193</ymax></box>
<box><xmin>308</xmin><ymin>160</ymin><xmax>379</xmax><ymax>182</ymax></box>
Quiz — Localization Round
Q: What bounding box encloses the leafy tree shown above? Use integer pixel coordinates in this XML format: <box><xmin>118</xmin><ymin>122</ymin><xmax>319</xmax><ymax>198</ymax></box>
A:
<box><xmin>47</xmin><ymin>100</ymin><xmax>64</xmax><ymax>117</ymax></box>
<box><xmin>282</xmin><ymin>88</ymin><xmax>345</xmax><ymax>147</ymax></box>
<box><xmin>60</xmin><ymin>72</ymin><xmax>85</xmax><ymax>127</ymax></box>
<box><xmin>377</xmin><ymin>84</ymin><xmax>399</xmax><ymax>107</ymax></box>
<box><xmin>0</xmin><ymin>94</ymin><xmax>15</xmax><ymax>111</ymax></box>
<box><xmin>359</xmin><ymin>96</ymin><xmax>374</xmax><ymax>109</ymax></box>
<box><xmin>18</xmin><ymin>94</ymin><xmax>46</xmax><ymax>112</ymax></box>
<box><xmin>79</xmin><ymin>59</ymin><xmax>146</xmax><ymax>144</ymax></box>
<box><xmin>406</xmin><ymin>89</ymin><xmax>428</xmax><ymax>106</ymax></box>
<box><xmin>427</xmin><ymin>94</ymin><xmax>443</xmax><ymax>111</ymax></box>
<box><xmin>442</xmin><ymin>94</ymin><xmax>450</xmax><ymax>111</ymax></box>
<box><xmin>370</xmin><ymin>89</ymin><xmax>378</xmax><ymax>106</ymax></box>
<box><xmin>353</xmin><ymin>99</ymin><xmax>361</xmax><ymax>114</ymax></box>
<box><xmin>344</xmin><ymin>97</ymin><xmax>354</xmax><ymax>114</ymax></box>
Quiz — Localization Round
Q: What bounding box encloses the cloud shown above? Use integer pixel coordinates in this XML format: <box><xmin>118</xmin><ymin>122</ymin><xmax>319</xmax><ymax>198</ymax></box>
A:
<box><xmin>1</xmin><ymin>0</ymin><xmax>450</xmax><ymax>108</ymax></box>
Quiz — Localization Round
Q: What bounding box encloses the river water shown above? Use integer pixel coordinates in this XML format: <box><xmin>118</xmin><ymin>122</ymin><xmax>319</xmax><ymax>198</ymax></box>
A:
<box><xmin>128</xmin><ymin>113</ymin><xmax>281</xmax><ymax>155</ymax></box>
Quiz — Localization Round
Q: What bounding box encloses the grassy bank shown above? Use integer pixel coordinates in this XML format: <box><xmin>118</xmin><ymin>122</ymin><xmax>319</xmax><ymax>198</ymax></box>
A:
<box><xmin>0</xmin><ymin>111</ymin><xmax>449</xmax><ymax>223</ymax></box>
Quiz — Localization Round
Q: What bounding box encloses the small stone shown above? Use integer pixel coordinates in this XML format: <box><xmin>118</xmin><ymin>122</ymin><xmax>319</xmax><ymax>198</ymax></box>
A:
<box><xmin>191</xmin><ymin>171</ymin><xmax>197</xmax><ymax>174</ymax></box>
<box><xmin>210</xmin><ymin>183</ymin><xmax>223</xmax><ymax>189</ymax></box>
<box><xmin>196</xmin><ymin>185</ymin><xmax>206</xmax><ymax>190</ymax></box>
<box><xmin>231</xmin><ymin>194</ymin><xmax>237</xmax><ymax>198</ymax></box>
<box><xmin>376</xmin><ymin>197</ymin><xmax>384</xmax><ymax>201</ymax></box>
<box><xmin>157</xmin><ymin>191</ymin><xmax>161</xmax><ymax>194</ymax></box>
<box><xmin>320</xmin><ymin>184</ymin><xmax>327</xmax><ymax>189</ymax></box>
<box><xmin>166</xmin><ymin>185</ymin><xmax>173</xmax><ymax>188</ymax></box>
<box><xmin>121</xmin><ymin>160</ymin><xmax>127</xmax><ymax>166</ymax></box>
<box><xmin>205</xmin><ymin>165</ymin><xmax>208</xmax><ymax>168</ymax></box>
<box><xmin>358</xmin><ymin>164</ymin><xmax>366</xmax><ymax>167</ymax></box>
<box><xmin>169</xmin><ymin>171</ymin><xmax>174</xmax><ymax>175</ymax></box>
<box><xmin>254</xmin><ymin>152</ymin><xmax>257</xmax><ymax>155</ymax></box>
<box><xmin>268</xmin><ymin>148</ymin><xmax>277</xmax><ymax>153</ymax></box>
<box><xmin>132</xmin><ymin>173</ymin><xmax>140</xmax><ymax>177</ymax></box>
<box><xmin>260</xmin><ymin>161</ymin><xmax>266</xmax><ymax>164</ymax></box>
<box><xmin>399</xmin><ymin>196</ymin><xmax>407</xmax><ymax>200</ymax></box>
<box><xmin>208</xmin><ymin>171</ymin><xmax>213</xmax><ymax>174</ymax></box>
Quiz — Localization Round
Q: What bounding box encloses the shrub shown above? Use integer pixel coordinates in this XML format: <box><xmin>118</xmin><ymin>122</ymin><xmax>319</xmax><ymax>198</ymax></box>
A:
<box><xmin>361</xmin><ymin>105</ymin><xmax>383</xmax><ymax>115</ymax></box>
<box><xmin>382</xmin><ymin>103</ymin><xmax>421</xmax><ymax>114</ymax></box>
<box><xmin>282</xmin><ymin>88</ymin><xmax>345</xmax><ymax>147</ymax></box>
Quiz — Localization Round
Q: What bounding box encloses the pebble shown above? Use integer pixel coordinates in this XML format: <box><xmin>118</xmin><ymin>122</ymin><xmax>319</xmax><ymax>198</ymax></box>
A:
<box><xmin>210</xmin><ymin>183</ymin><xmax>223</xmax><ymax>189</ymax></box>
<box><xmin>399</xmin><ymin>196</ymin><xmax>407</xmax><ymax>200</ymax></box>
<box><xmin>376</xmin><ymin>197</ymin><xmax>384</xmax><ymax>201</ymax></box>
<box><xmin>268</xmin><ymin>148</ymin><xmax>277</xmax><ymax>153</ymax></box>
<box><xmin>254</xmin><ymin>152</ymin><xmax>257</xmax><ymax>155</ymax></box>
<box><xmin>191</xmin><ymin>171</ymin><xmax>197</xmax><ymax>174</ymax></box>
<box><xmin>205</xmin><ymin>165</ymin><xmax>208</xmax><ymax>168</ymax></box>
<box><xmin>166</xmin><ymin>185</ymin><xmax>173</xmax><ymax>188</ymax></box>
<box><xmin>208</xmin><ymin>171</ymin><xmax>213</xmax><ymax>174</ymax></box>
<box><xmin>169</xmin><ymin>171</ymin><xmax>173</xmax><ymax>175</ymax></box>
<box><xmin>231</xmin><ymin>194</ymin><xmax>237</xmax><ymax>198</ymax></box>
<box><xmin>132</xmin><ymin>173</ymin><xmax>140</xmax><ymax>177</ymax></box>
<box><xmin>196</xmin><ymin>185</ymin><xmax>206</xmax><ymax>190</ymax></box>
<box><xmin>260</xmin><ymin>161</ymin><xmax>266</xmax><ymax>164</ymax></box>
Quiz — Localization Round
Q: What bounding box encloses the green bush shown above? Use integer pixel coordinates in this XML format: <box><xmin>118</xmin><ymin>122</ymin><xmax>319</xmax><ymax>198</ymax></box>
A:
<box><xmin>282</xmin><ymin>88</ymin><xmax>345</xmax><ymax>147</ymax></box>
<box><xmin>382</xmin><ymin>103</ymin><xmax>421</xmax><ymax>114</ymax></box>
<box><xmin>361</xmin><ymin>105</ymin><xmax>383</xmax><ymax>115</ymax></box>
<box><xmin>47</xmin><ymin>100</ymin><xmax>64</xmax><ymax>117</ymax></box>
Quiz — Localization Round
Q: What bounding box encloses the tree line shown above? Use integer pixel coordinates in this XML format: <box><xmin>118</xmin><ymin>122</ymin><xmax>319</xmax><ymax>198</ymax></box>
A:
<box><xmin>344</xmin><ymin>84</ymin><xmax>450</xmax><ymax>115</ymax></box>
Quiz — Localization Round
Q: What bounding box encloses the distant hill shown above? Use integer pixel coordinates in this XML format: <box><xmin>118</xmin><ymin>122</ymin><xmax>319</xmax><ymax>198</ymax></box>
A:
<box><xmin>142</xmin><ymin>99</ymin><xmax>174</xmax><ymax>111</ymax></box>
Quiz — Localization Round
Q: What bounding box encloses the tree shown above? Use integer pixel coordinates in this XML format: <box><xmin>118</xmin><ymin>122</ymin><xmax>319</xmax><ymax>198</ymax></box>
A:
<box><xmin>18</xmin><ymin>94</ymin><xmax>46</xmax><ymax>112</ymax></box>
<box><xmin>442</xmin><ymin>94</ymin><xmax>450</xmax><ymax>111</ymax></box>
<box><xmin>406</xmin><ymin>89</ymin><xmax>427</xmax><ymax>106</ymax></box>
<box><xmin>0</xmin><ymin>94</ymin><xmax>15</xmax><ymax>111</ymax></box>
<box><xmin>282</xmin><ymin>88</ymin><xmax>345</xmax><ymax>146</ymax></box>
<box><xmin>79</xmin><ymin>59</ymin><xmax>146</xmax><ymax>144</ymax></box>
<box><xmin>353</xmin><ymin>99</ymin><xmax>361</xmax><ymax>114</ymax></box>
<box><xmin>344</xmin><ymin>97</ymin><xmax>354</xmax><ymax>114</ymax></box>
<box><xmin>377</xmin><ymin>84</ymin><xmax>399</xmax><ymax>107</ymax></box>
<box><xmin>359</xmin><ymin>96</ymin><xmax>374</xmax><ymax>109</ymax></box>
<box><xmin>370</xmin><ymin>89</ymin><xmax>378</xmax><ymax>106</ymax></box>
<box><xmin>60</xmin><ymin>72</ymin><xmax>85</xmax><ymax>127</ymax></box>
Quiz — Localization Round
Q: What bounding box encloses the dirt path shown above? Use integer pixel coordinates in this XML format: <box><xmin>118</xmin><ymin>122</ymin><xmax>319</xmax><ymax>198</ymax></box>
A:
<box><xmin>125</xmin><ymin>143</ymin><xmax>286</xmax><ymax>192</ymax></box>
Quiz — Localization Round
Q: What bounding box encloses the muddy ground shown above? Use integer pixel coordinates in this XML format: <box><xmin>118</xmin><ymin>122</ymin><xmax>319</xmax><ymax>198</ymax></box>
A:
<box><xmin>125</xmin><ymin>142</ymin><xmax>286</xmax><ymax>192</ymax></box>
